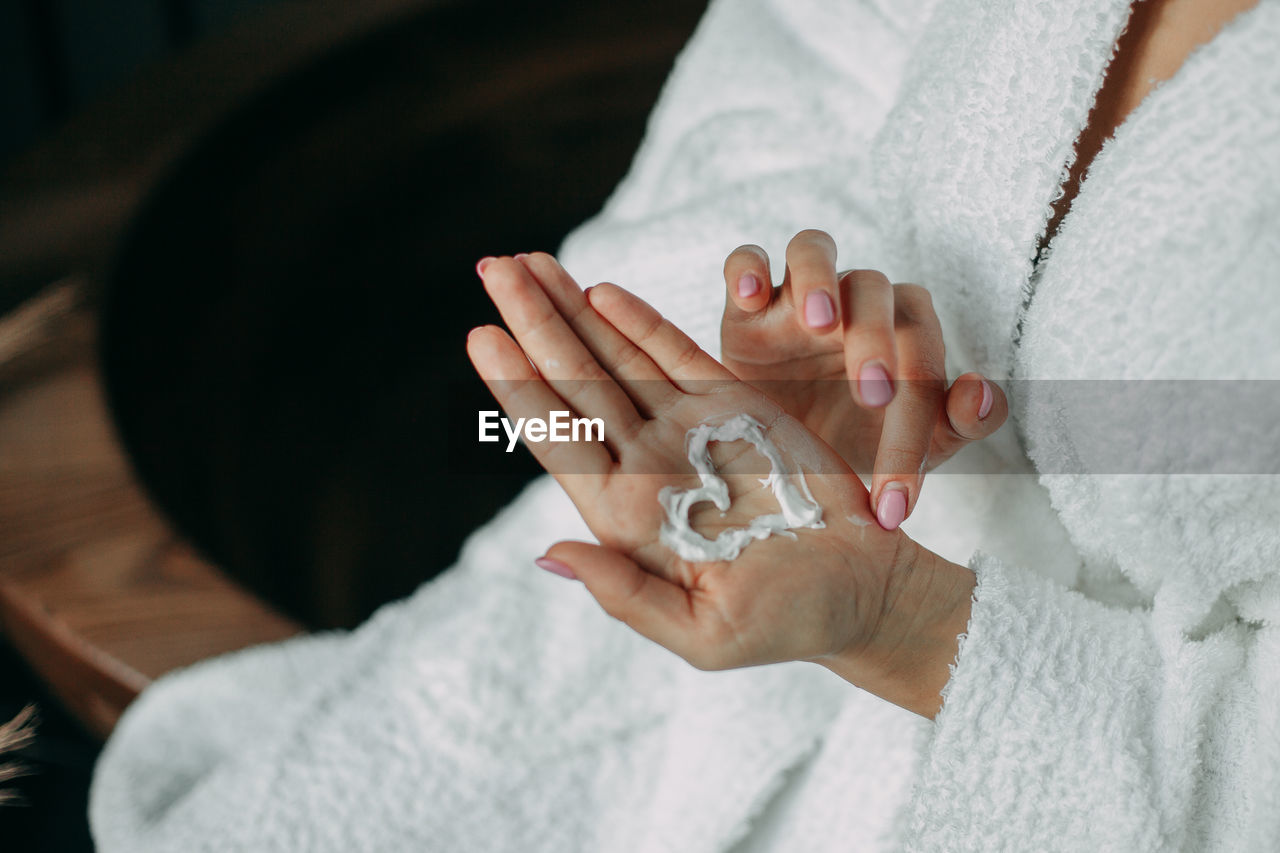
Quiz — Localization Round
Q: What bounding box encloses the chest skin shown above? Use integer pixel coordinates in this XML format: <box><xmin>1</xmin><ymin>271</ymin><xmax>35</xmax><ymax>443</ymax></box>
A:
<box><xmin>1039</xmin><ymin>0</ymin><xmax>1261</xmax><ymax>257</ymax></box>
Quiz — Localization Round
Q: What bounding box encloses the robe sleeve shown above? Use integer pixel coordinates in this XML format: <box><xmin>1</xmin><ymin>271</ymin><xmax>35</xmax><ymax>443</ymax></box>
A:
<box><xmin>902</xmin><ymin>495</ymin><xmax>1280</xmax><ymax>851</ymax></box>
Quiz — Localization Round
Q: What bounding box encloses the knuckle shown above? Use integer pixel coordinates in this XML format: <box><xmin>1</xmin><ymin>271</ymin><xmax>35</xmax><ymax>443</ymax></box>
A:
<box><xmin>877</xmin><ymin>447</ymin><xmax>926</xmax><ymax>478</ymax></box>
<box><xmin>846</xmin><ymin>331</ymin><xmax>896</xmax><ymax>365</ymax></box>
<box><xmin>604</xmin><ymin>568</ymin><xmax>649</xmax><ymax>623</ymax></box>
<box><xmin>900</xmin><ymin>356</ymin><xmax>947</xmax><ymax>386</ymax></box>
<box><xmin>608</xmin><ymin>341</ymin><xmax>645</xmax><ymax>373</ymax></box>
<box><xmin>571</xmin><ymin>351</ymin><xmax>609</xmax><ymax>380</ymax></box>
<box><xmin>633</xmin><ymin>307</ymin><xmax>666</xmax><ymax>345</ymax></box>
<box><xmin>566</xmin><ymin>298</ymin><xmax>596</xmax><ymax>327</ymax></box>
<box><xmin>667</xmin><ymin>333</ymin><xmax>703</xmax><ymax>372</ymax></box>
<box><xmin>846</xmin><ymin>269</ymin><xmax>892</xmax><ymax>290</ymax></box>
<box><xmin>894</xmin><ymin>321</ymin><xmax>946</xmax><ymax>371</ymax></box>
<box><xmin>893</xmin><ymin>287</ymin><xmax>941</xmax><ymax>327</ymax></box>
<box><xmin>505</xmin><ymin>384</ymin><xmax>541</xmax><ymax>411</ymax></box>
<box><xmin>893</xmin><ymin>282</ymin><xmax>934</xmax><ymax>305</ymax></box>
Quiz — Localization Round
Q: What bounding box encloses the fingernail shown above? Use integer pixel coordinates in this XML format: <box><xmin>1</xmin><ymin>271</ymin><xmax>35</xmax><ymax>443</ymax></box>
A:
<box><xmin>858</xmin><ymin>362</ymin><xmax>894</xmax><ymax>407</ymax></box>
<box><xmin>803</xmin><ymin>291</ymin><xmax>835</xmax><ymax>328</ymax></box>
<box><xmin>535</xmin><ymin>556</ymin><xmax>578</xmax><ymax>580</ymax></box>
<box><xmin>476</xmin><ymin>257</ymin><xmax>495</xmax><ymax>276</ymax></box>
<box><xmin>514</xmin><ymin>253</ymin><xmax>531</xmax><ymax>262</ymax></box>
<box><xmin>875</xmin><ymin>488</ymin><xmax>908</xmax><ymax>531</ymax></box>
<box><xmin>978</xmin><ymin>379</ymin><xmax>994</xmax><ymax>419</ymax></box>
<box><xmin>737</xmin><ymin>272</ymin><xmax>761</xmax><ymax>298</ymax></box>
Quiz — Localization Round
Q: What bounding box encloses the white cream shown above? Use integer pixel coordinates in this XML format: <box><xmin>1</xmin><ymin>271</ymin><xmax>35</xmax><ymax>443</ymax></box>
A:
<box><xmin>658</xmin><ymin>414</ymin><xmax>825</xmax><ymax>562</ymax></box>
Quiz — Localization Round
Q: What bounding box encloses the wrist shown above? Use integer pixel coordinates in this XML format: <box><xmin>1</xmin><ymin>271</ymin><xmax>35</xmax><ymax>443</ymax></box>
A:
<box><xmin>817</xmin><ymin>538</ymin><xmax>976</xmax><ymax>719</ymax></box>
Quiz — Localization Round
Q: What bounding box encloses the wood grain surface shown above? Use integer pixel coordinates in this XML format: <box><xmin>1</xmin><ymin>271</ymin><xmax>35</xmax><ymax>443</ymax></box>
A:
<box><xmin>0</xmin><ymin>290</ymin><xmax>300</xmax><ymax>739</ymax></box>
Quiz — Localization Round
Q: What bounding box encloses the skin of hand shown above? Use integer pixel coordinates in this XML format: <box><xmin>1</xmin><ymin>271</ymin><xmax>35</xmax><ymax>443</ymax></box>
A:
<box><xmin>720</xmin><ymin>230</ymin><xmax>1009</xmax><ymax>530</ymax></box>
<box><xmin>467</xmin><ymin>252</ymin><xmax>976</xmax><ymax>719</ymax></box>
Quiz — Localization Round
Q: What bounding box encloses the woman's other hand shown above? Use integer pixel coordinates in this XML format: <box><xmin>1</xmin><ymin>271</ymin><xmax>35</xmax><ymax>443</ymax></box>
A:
<box><xmin>720</xmin><ymin>230</ymin><xmax>1008</xmax><ymax>529</ymax></box>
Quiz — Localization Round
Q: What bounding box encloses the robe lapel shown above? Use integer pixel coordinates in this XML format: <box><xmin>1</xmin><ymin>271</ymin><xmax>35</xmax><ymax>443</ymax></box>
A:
<box><xmin>872</xmin><ymin>0</ymin><xmax>1134</xmax><ymax>379</ymax></box>
<box><xmin>1011</xmin><ymin>2</ymin><xmax>1280</xmax><ymax>600</ymax></box>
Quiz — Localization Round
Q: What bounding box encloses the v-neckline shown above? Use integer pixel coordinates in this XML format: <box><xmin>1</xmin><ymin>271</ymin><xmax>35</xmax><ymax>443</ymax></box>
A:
<box><xmin>872</xmin><ymin>0</ymin><xmax>1266</xmax><ymax>378</ymax></box>
<box><xmin>1032</xmin><ymin>1</ymin><xmax>1144</xmax><ymax>267</ymax></box>
<box><xmin>871</xmin><ymin>0</ymin><xmax>1137</xmax><ymax>377</ymax></box>
<box><xmin>1031</xmin><ymin>0</ymin><xmax>1266</xmax><ymax>271</ymax></box>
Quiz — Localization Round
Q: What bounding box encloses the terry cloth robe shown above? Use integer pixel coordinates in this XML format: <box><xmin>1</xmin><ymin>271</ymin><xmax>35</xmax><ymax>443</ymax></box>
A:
<box><xmin>90</xmin><ymin>0</ymin><xmax>1280</xmax><ymax>850</ymax></box>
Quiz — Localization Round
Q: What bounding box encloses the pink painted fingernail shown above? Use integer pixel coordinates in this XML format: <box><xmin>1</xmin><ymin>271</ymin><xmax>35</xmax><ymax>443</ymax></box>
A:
<box><xmin>875</xmin><ymin>488</ymin><xmax>908</xmax><ymax>531</ymax></box>
<box><xmin>803</xmin><ymin>291</ymin><xmax>835</xmax><ymax>328</ymax></box>
<box><xmin>737</xmin><ymin>272</ymin><xmax>761</xmax><ymax>298</ymax></box>
<box><xmin>535</xmin><ymin>557</ymin><xmax>578</xmax><ymax>580</ymax></box>
<box><xmin>858</xmin><ymin>362</ymin><xmax>894</xmax><ymax>407</ymax></box>
<box><xmin>476</xmin><ymin>257</ymin><xmax>495</xmax><ymax>276</ymax></box>
<box><xmin>978</xmin><ymin>379</ymin><xmax>994</xmax><ymax>419</ymax></box>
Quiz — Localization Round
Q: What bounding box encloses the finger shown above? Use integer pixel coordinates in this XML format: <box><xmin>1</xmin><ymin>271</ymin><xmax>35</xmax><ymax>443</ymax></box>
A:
<box><xmin>784</xmin><ymin>229</ymin><xmax>840</xmax><ymax>333</ymax></box>
<box><xmin>539</xmin><ymin>541</ymin><xmax>703</xmax><ymax>662</ymax></box>
<box><xmin>838</xmin><ymin>269</ymin><xmax>898</xmax><ymax>408</ymax></box>
<box><xmin>869</xmin><ymin>284</ymin><xmax>946</xmax><ymax>530</ymax></box>
<box><xmin>723</xmin><ymin>244</ymin><xmax>774</xmax><ymax>314</ymax></box>
<box><xmin>928</xmin><ymin>373</ymin><xmax>1009</xmax><ymax>463</ymax></box>
<box><xmin>586</xmin><ymin>282</ymin><xmax>736</xmax><ymax>390</ymax></box>
<box><xmin>466</xmin><ymin>325</ymin><xmax>611</xmax><ymax>496</ymax></box>
<box><xmin>480</xmin><ymin>257</ymin><xmax>644</xmax><ymax>443</ymax></box>
<box><xmin>516</xmin><ymin>253</ymin><xmax>680</xmax><ymax>416</ymax></box>
<box><xmin>721</xmin><ymin>246</ymin><xmax>823</xmax><ymax>380</ymax></box>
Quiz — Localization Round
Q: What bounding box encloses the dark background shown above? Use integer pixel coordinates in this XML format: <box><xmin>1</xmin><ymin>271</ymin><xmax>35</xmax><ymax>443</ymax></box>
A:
<box><xmin>1</xmin><ymin>0</ymin><xmax>280</xmax><ymax>167</ymax></box>
<box><xmin>0</xmin><ymin>1</ymin><xmax>706</xmax><ymax>847</ymax></box>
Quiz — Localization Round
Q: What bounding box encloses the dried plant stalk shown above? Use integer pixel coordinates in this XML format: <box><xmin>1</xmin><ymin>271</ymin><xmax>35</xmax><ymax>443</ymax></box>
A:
<box><xmin>0</xmin><ymin>705</ymin><xmax>38</xmax><ymax>805</ymax></box>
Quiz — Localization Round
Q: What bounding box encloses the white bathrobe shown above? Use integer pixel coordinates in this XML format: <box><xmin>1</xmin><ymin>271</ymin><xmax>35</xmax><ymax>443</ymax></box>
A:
<box><xmin>90</xmin><ymin>0</ymin><xmax>1280</xmax><ymax>850</ymax></box>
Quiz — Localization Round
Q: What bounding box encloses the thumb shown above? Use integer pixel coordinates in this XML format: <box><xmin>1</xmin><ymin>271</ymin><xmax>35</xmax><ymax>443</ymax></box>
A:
<box><xmin>537</xmin><ymin>541</ymin><xmax>697</xmax><ymax>658</ymax></box>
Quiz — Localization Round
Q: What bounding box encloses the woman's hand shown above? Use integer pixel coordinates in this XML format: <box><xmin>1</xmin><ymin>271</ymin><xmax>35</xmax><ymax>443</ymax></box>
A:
<box><xmin>467</xmin><ymin>253</ymin><xmax>974</xmax><ymax>717</ymax></box>
<box><xmin>720</xmin><ymin>230</ymin><xmax>1009</xmax><ymax>529</ymax></box>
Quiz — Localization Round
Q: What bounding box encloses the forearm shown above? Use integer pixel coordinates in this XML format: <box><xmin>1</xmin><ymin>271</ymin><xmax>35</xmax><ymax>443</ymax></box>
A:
<box><xmin>815</xmin><ymin>540</ymin><xmax>975</xmax><ymax>719</ymax></box>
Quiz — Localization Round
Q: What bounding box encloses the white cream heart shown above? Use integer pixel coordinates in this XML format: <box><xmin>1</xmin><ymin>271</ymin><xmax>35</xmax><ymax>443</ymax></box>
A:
<box><xmin>658</xmin><ymin>414</ymin><xmax>825</xmax><ymax>563</ymax></box>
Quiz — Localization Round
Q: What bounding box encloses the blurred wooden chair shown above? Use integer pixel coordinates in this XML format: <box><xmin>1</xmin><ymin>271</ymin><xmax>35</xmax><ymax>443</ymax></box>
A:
<box><xmin>0</xmin><ymin>0</ymin><xmax>446</xmax><ymax>740</ymax></box>
<box><xmin>0</xmin><ymin>282</ymin><xmax>302</xmax><ymax>739</ymax></box>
